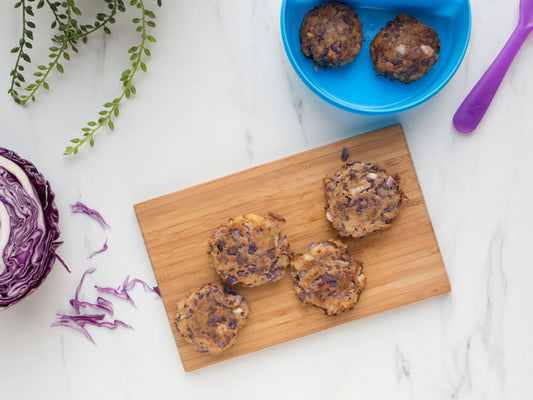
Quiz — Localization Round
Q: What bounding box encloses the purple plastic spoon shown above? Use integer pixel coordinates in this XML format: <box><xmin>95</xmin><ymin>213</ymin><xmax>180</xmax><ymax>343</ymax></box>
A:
<box><xmin>453</xmin><ymin>0</ymin><xmax>533</xmax><ymax>133</ymax></box>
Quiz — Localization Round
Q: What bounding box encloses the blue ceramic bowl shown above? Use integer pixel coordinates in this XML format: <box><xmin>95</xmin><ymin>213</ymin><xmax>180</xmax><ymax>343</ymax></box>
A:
<box><xmin>281</xmin><ymin>0</ymin><xmax>471</xmax><ymax>115</ymax></box>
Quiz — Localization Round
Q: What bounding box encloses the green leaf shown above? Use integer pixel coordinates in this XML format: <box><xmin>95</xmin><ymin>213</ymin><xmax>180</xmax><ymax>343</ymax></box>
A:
<box><xmin>108</xmin><ymin>120</ymin><xmax>114</xmax><ymax>130</ymax></box>
<box><xmin>144</xmin><ymin>10</ymin><xmax>155</xmax><ymax>19</ymax></box>
<box><xmin>10</xmin><ymin>47</ymin><xmax>20</xmax><ymax>53</ymax></box>
<box><xmin>72</xmin><ymin>6</ymin><xmax>81</xmax><ymax>15</ymax></box>
<box><xmin>140</xmin><ymin>62</ymin><xmax>146</xmax><ymax>72</ymax></box>
<box><xmin>71</xmin><ymin>138</ymin><xmax>80</xmax><ymax>143</ymax></box>
<box><xmin>21</xmin><ymin>53</ymin><xmax>31</xmax><ymax>63</ymax></box>
<box><xmin>57</xmin><ymin>63</ymin><xmax>64</xmax><ymax>73</ymax></box>
<box><xmin>147</xmin><ymin>35</ymin><xmax>156</xmax><ymax>43</ymax></box>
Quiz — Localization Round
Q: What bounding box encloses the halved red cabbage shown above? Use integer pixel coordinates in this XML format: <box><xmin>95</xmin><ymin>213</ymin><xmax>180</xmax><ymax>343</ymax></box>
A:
<box><xmin>0</xmin><ymin>148</ymin><xmax>62</xmax><ymax>310</ymax></box>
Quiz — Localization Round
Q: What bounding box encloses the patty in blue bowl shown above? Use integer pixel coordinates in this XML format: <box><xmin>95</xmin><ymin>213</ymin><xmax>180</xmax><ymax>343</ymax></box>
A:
<box><xmin>370</xmin><ymin>13</ymin><xmax>441</xmax><ymax>84</ymax></box>
<box><xmin>299</xmin><ymin>1</ymin><xmax>363</xmax><ymax>69</ymax></box>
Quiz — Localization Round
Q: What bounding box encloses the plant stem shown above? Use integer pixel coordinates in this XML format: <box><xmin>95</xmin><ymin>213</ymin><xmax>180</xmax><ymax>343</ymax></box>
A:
<box><xmin>8</xmin><ymin>0</ymin><xmax>29</xmax><ymax>103</ymax></box>
<box><xmin>65</xmin><ymin>1</ymin><xmax>150</xmax><ymax>155</ymax></box>
<box><xmin>48</xmin><ymin>0</ymin><xmax>120</xmax><ymax>44</ymax></box>
<box><xmin>20</xmin><ymin>4</ymin><xmax>73</xmax><ymax>104</ymax></box>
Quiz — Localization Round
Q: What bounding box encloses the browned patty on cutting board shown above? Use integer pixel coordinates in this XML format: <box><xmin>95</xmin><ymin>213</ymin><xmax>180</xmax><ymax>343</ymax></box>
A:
<box><xmin>370</xmin><ymin>13</ymin><xmax>440</xmax><ymax>83</ymax></box>
<box><xmin>324</xmin><ymin>161</ymin><xmax>403</xmax><ymax>238</ymax></box>
<box><xmin>291</xmin><ymin>240</ymin><xmax>366</xmax><ymax>316</ymax></box>
<box><xmin>300</xmin><ymin>1</ymin><xmax>363</xmax><ymax>69</ymax></box>
<box><xmin>208</xmin><ymin>214</ymin><xmax>290</xmax><ymax>287</ymax></box>
<box><xmin>174</xmin><ymin>283</ymin><xmax>249</xmax><ymax>354</ymax></box>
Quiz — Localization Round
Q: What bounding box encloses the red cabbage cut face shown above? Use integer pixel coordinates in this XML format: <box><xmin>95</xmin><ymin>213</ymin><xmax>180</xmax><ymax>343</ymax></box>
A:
<box><xmin>0</xmin><ymin>148</ymin><xmax>61</xmax><ymax>310</ymax></box>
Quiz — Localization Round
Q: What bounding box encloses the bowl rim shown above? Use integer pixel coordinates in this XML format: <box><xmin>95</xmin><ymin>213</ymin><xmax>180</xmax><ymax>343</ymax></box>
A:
<box><xmin>280</xmin><ymin>0</ymin><xmax>472</xmax><ymax>115</ymax></box>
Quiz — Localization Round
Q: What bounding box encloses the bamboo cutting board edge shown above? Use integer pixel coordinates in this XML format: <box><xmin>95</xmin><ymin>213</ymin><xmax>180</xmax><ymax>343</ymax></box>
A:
<box><xmin>134</xmin><ymin>124</ymin><xmax>450</xmax><ymax>372</ymax></box>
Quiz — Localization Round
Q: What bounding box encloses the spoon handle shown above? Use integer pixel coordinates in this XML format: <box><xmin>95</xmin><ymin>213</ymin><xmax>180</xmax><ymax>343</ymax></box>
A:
<box><xmin>453</xmin><ymin>25</ymin><xmax>530</xmax><ymax>133</ymax></box>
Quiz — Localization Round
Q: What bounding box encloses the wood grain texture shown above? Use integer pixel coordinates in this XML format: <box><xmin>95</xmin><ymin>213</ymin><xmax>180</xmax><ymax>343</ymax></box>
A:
<box><xmin>134</xmin><ymin>124</ymin><xmax>450</xmax><ymax>372</ymax></box>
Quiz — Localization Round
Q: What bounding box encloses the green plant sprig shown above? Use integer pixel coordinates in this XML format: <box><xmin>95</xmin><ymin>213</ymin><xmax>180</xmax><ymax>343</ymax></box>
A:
<box><xmin>48</xmin><ymin>0</ymin><xmax>125</xmax><ymax>47</ymax></box>
<box><xmin>21</xmin><ymin>1</ymin><xmax>77</xmax><ymax>104</ymax></box>
<box><xmin>8</xmin><ymin>0</ymin><xmax>40</xmax><ymax>104</ymax></box>
<box><xmin>8</xmin><ymin>0</ymin><xmax>161</xmax><ymax>155</ymax></box>
<box><xmin>64</xmin><ymin>0</ymin><xmax>157</xmax><ymax>155</ymax></box>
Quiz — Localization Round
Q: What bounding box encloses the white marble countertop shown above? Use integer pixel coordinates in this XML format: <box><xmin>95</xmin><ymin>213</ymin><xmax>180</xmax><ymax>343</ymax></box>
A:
<box><xmin>1</xmin><ymin>0</ymin><xmax>532</xmax><ymax>398</ymax></box>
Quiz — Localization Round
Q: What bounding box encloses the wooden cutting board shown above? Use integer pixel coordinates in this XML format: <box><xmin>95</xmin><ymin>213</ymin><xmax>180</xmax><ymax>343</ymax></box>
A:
<box><xmin>134</xmin><ymin>124</ymin><xmax>450</xmax><ymax>372</ymax></box>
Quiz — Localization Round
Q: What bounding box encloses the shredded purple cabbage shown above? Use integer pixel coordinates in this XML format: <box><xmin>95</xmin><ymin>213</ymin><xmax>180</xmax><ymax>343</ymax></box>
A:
<box><xmin>69</xmin><ymin>296</ymin><xmax>114</xmax><ymax>316</ymax></box>
<box><xmin>95</xmin><ymin>276</ymin><xmax>161</xmax><ymax>307</ymax></box>
<box><xmin>0</xmin><ymin>148</ymin><xmax>64</xmax><ymax>310</ymax></box>
<box><xmin>51</xmin><ymin>313</ymin><xmax>131</xmax><ymax>344</ymax></box>
<box><xmin>52</xmin><ymin>267</ymin><xmax>160</xmax><ymax>343</ymax></box>
<box><xmin>70</xmin><ymin>202</ymin><xmax>110</xmax><ymax>229</ymax></box>
<box><xmin>87</xmin><ymin>238</ymin><xmax>108</xmax><ymax>259</ymax></box>
<box><xmin>69</xmin><ymin>268</ymin><xmax>114</xmax><ymax>315</ymax></box>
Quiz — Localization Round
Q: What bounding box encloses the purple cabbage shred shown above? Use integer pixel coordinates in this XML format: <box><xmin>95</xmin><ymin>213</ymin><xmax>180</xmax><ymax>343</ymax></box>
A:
<box><xmin>87</xmin><ymin>238</ymin><xmax>109</xmax><ymax>259</ymax></box>
<box><xmin>95</xmin><ymin>276</ymin><xmax>161</xmax><ymax>308</ymax></box>
<box><xmin>70</xmin><ymin>202</ymin><xmax>110</xmax><ymax>229</ymax></box>
<box><xmin>52</xmin><ymin>267</ymin><xmax>160</xmax><ymax>344</ymax></box>
<box><xmin>51</xmin><ymin>313</ymin><xmax>131</xmax><ymax>345</ymax></box>
<box><xmin>68</xmin><ymin>268</ymin><xmax>114</xmax><ymax>315</ymax></box>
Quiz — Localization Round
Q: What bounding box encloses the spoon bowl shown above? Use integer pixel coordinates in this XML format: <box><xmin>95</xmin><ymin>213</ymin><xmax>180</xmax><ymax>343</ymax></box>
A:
<box><xmin>519</xmin><ymin>0</ymin><xmax>533</xmax><ymax>29</ymax></box>
<box><xmin>453</xmin><ymin>0</ymin><xmax>533</xmax><ymax>133</ymax></box>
